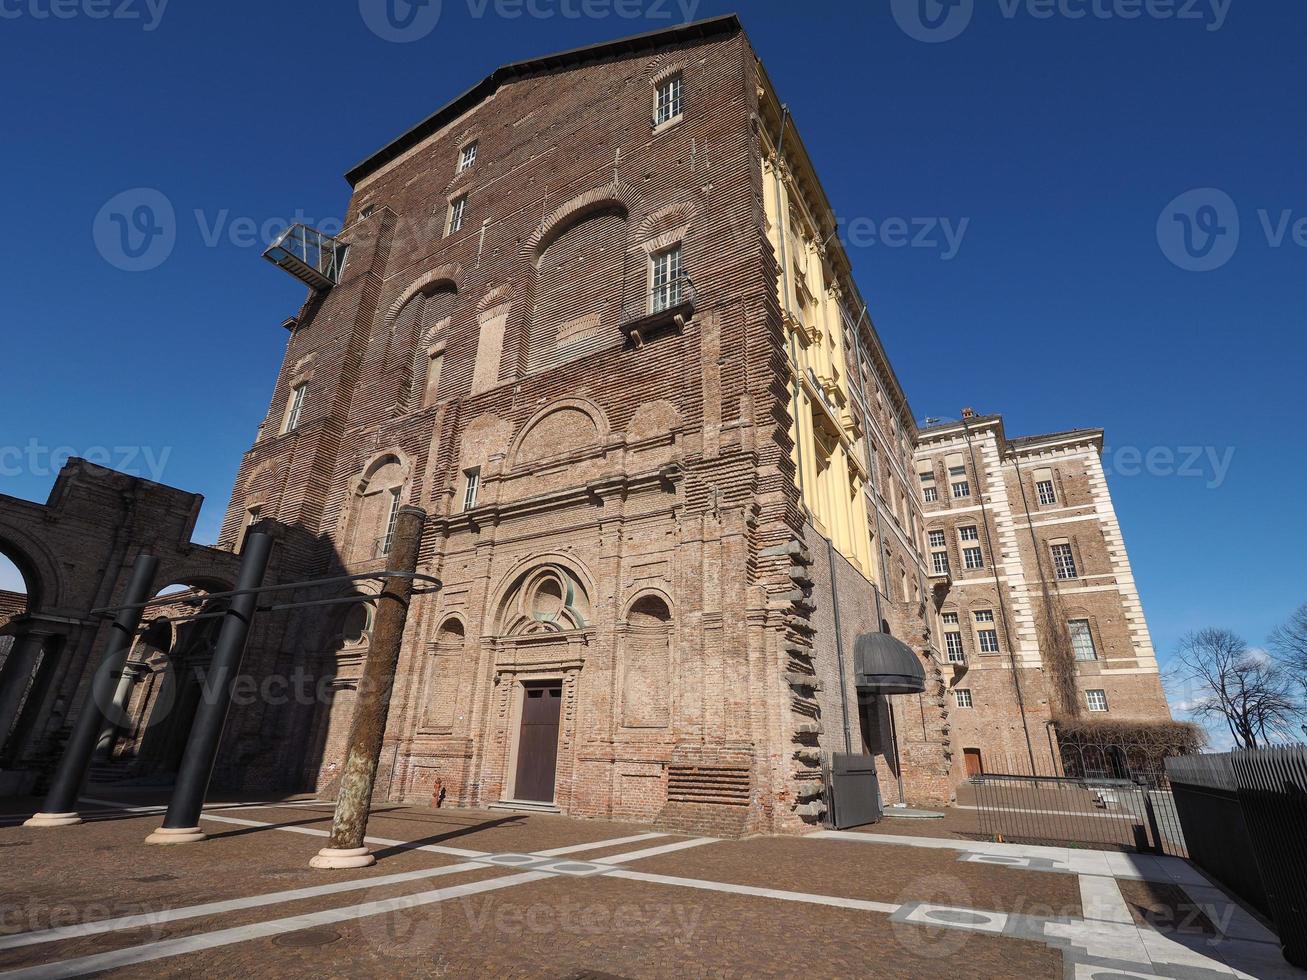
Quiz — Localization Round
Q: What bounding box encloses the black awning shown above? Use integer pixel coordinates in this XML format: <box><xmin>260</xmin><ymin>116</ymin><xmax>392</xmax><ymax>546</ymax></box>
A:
<box><xmin>853</xmin><ymin>632</ymin><xmax>926</xmax><ymax>695</ymax></box>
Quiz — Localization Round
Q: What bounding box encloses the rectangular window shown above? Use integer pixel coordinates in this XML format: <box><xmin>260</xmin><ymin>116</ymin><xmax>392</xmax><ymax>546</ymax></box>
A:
<box><xmin>1069</xmin><ymin>619</ymin><xmax>1098</xmax><ymax>661</ymax></box>
<box><xmin>462</xmin><ymin>468</ymin><xmax>481</xmax><ymax>512</ymax></box>
<box><xmin>954</xmin><ymin>688</ymin><xmax>973</xmax><ymax>708</ymax></box>
<box><xmin>977</xmin><ymin>629</ymin><xmax>1000</xmax><ymax>653</ymax></box>
<box><xmin>963</xmin><ymin>547</ymin><xmax>984</xmax><ymax>570</ymax></box>
<box><xmin>942</xmin><ymin>612</ymin><xmax>959</xmax><ymax>626</ymax></box>
<box><xmin>952</xmin><ymin>481</ymin><xmax>970</xmax><ymax>499</ymax></box>
<box><xmin>651</xmin><ymin>244</ymin><xmax>683</xmax><ymax>312</ymax></box>
<box><xmin>1051</xmin><ymin>542</ymin><xmax>1078</xmax><ymax>579</ymax></box>
<box><xmin>655</xmin><ymin>75</ymin><xmax>683</xmax><ymax>125</ymax></box>
<box><xmin>1036</xmin><ymin>479</ymin><xmax>1056</xmax><ymax>506</ymax></box>
<box><xmin>447</xmin><ymin>195</ymin><xmax>467</xmax><ymax>235</ymax></box>
<box><xmin>932</xmin><ymin>551</ymin><xmax>950</xmax><ymax>575</ymax></box>
<box><xmin>974</xmin><ymin>609</ymin><xmax>994</xmax><ymax>623</ymax></box>
<box><xmin>923</xmin><ymin>485</ymin><xmax>938</xmax><ymax>502</ymax></box>
<box><xmin>457</xmin><ymin>141</ymin><xmax>478</xmax><ymax>173</ymax></box>
<box><xmin>945</xmin><ymin>632</ymin><xmax>965</xmax><ymax>662</ymax></box>
<box><xmin>283</xmin><ymin>384</ymin><xmax>306</xmax><ymax>433</ymax></box>
<box><xmin>1086</xmin><ymin>689</ymin><xmax>1109</xmax><ymax>712</ymax></box>
<box><xmin>959</xmin><ymin>526</ymin><xmax>979</xmax><ymax>542</ymax></box>
<box><xmin>379</xmin><ymin>489</ymin><xmax>401</xmax><ymax>556</ymax></box>
<box><xmin>928</xmin><ymin>530</ymin><xmax>946</xmax><ymax>549</ymax></box>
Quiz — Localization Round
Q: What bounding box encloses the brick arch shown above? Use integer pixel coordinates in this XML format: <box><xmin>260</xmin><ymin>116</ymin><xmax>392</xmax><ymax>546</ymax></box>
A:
<box><xmin>622</xmin><ymin>587</ymin><xmax>674</xmax><ymax>623</ymax></box>
<box><xmin>383</xmin><ymin>264</ymin><xmax>463</xmax><ymax>324</ymax></box>
<box><xmin>489</xmin><ymin>553</ymin><xmax>596</xmax><ymax>637</ymax></box>
<box><xmin>520</xmin><ymin>182</ymin><xmax>642</xmax><ymax>262</ymax></box>
<box><xmin>507</xmin><ymin>398</ymin><xmax>610</xmax><ymax>470</ymax></box>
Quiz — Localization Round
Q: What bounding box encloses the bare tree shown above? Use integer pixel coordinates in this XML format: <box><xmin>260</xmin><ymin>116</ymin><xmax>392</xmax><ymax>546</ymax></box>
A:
<box><xmin>1171</xmin><ymin>628</ymin><xmax>1301</xmax><ymax>749</ymax></box>
<box><xmin>1269</xmin><ymin>603</ymin><xmax>1307</xmax><ymax>695</ymax></box>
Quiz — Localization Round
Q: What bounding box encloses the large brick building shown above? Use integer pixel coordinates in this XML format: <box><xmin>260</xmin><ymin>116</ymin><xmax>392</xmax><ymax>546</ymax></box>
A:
<box><xmin>0</xmin><ymin>15</ymin><xmax>1171</xmax><ymax>832</ymax></box>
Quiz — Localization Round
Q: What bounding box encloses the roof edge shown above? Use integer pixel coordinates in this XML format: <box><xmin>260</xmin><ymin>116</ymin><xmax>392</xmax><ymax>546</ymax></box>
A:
<box><xmin>345</xmin><ymin>13</ymin><xmax>743</xmax><ymax>187</ymax></box>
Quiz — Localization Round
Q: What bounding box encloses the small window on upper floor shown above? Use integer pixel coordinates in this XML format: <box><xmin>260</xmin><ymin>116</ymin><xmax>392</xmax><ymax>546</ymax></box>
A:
<box><xmin>1037</xmin><ymin>479</ymin><xmax>1056</xmax><ymax>505</ymax></box>
<box><xmin>1086</xmin><ymin>689</ymin><xmax>1109</xmax><ymax>712</ymax></box>
<box><xmin>379</xmin><ymin>488</ymin><xmax>402</xmax><ymax>556</ymax></box>
<box><xmin>651</xmin><ymin>243</ymin><xmax>684</xmax><ymax>313</ymax></box>
<box><xmin>282</xmin><ymin>383</ymin><xmax>306</xmax><ymax>434</ymax></box>
<box><xmin>462</xmin><ymin>467</ymin><xmax>481</xmax><ymax>512</ymax></box>
<box><xmin>447</xmin><ymin>195</ymin><xmax>468</xmax><ymax>235</ymax></box>
<box><xmin>1069</xmin><ymin>619</ymin><xmax>1098</xmax><ymax>661</ymax></box>
<box><xmin>457</xmin><ymin>141</ymin><xmax>478</xmax><ymax>174</ymax></box>
<box><xmin>954</xmin><ymin>688</ymin><xmax>974</xmax><ymax>708</ymax></box>
<box><xmin>923</xmin><ymin>485</ymin><xmax>938</xmax><ymax>503</ymax></box>
<box><xmin>655</xmin><ymin>74</ymin><xmax>684</xmax><ymax>127</ymax></box>
<box><xmin>1051</xmin><ymin>541</ymin><xmax>1078</xmax><ymax>580</ymax></box>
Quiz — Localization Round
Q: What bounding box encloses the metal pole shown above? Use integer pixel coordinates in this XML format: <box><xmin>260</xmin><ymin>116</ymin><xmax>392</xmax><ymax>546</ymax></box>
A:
<box><xmin>25</xmin><ymin>554</ymin><xmax>159</xmax><ymax>827</ymax></box>
<box><xmin>145</xmin><ymin>532</ymin><xmax>273</xmax><ymax>844</ymax></box>
<box><xmin>312</xmin><ymin>507</ymin><xmax>426</xmax><ymax>869</ymax></box>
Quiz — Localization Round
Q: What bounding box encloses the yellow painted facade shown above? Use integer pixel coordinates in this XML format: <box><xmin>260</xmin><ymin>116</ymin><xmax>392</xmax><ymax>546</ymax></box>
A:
<box><xmin>762</xmin><ymin>151</ymin><xmax>876</xmax><ymax>581</ymax></box>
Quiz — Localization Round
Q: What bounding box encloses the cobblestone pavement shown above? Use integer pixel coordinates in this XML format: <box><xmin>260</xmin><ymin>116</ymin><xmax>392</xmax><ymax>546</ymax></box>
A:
<box><xmin>0</xmin><ymin>797</ymin><xmax>1300</xmax><ymax>979</ymax></box>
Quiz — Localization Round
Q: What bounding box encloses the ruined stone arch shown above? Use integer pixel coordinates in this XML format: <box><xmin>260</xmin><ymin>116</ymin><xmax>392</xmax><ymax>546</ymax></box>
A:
<box><xmin>508</xmin><ymin>398</ymin><xmax>609</xmax><ymax>470</ymax></box>
<box><xmin>0</xmin><ymin>529</ymin><xmax>62</xmax><ymax>613</ymax></box>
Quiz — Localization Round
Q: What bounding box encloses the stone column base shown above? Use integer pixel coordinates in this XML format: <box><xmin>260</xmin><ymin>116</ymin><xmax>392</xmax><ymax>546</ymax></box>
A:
<box><xmin>310</xmin><ymin>847</ymin><xmax>376</xmax><ymax>869</ymax></box>
<box><xmin>145</xmin><ymin>826</ymin><xmax>207</xmax><ymax>845</ymax></box>
<box><xmin>23</xmin><ymin>812</ymin><xmax>82</xmax><ymax>828</ymax></box>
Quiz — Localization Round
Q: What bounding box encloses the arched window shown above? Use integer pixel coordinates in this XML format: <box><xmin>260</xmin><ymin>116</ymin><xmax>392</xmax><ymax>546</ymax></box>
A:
<box><xmin>527</xmin><ymin>208</ymin><xmax>629</xmax><ymax>372</ymax></box>
<box><xmin>349</xmin><ymin>456</ymin><xmax>407</xmax><ymax>562</ymax></box>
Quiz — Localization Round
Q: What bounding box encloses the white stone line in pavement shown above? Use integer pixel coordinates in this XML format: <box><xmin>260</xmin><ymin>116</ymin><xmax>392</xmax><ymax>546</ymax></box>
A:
<box><xmin>0</xmin><ymin>871</ymin><xmax>550</xmax><ymax>980</ymax></box>
<box><xmin>1078</xmin><ymin>874</ymin><xmax>1133</xmax><ymax>925</ymax></box>
<box><xmin>0</xmin><ymin>825</ymin><xmax>691</xmax><ymax>954</ymax></box>
<box><xmin>608</xmin><ymin>868</ymin><xmax>901</xmax><ymax>915</ymax></box>
<box><xmin>591</xmin><ymin>837</ymin><xmax>717</xmax><ymax>864</ymax></box>
<box><xmin>0</xmin><ymin>861</ymin><xmax>487</xmax><ymax>953</ymax></box>
<box><xmin>533</xmin><ymin>832</ymin><xmax>666</xmax><ymax>857</ymax></box>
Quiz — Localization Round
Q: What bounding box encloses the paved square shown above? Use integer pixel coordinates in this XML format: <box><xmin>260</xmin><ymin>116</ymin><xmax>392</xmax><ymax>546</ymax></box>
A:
<box><xmin>0</xmin><ymin>796</ymin><xmax>1299</xmax><ymax>979</ymax></box>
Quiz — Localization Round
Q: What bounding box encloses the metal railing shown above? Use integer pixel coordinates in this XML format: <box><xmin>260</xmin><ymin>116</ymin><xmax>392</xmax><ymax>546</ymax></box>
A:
<box><xmin>969</xmin><ymin>771</ymin><xmax>1188</xmax><ymax>856</ymax></box>
<box><xmin>263</xmin><ymin>224</ymin><xmax>348</xmax><ymax>290</ymax></box>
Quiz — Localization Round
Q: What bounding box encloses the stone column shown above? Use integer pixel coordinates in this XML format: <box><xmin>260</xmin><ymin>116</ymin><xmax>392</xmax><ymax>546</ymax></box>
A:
<box><xmin>312</xmin><ymin>506</ymin><xmax>427</xmax><ymax>869</ymax></box>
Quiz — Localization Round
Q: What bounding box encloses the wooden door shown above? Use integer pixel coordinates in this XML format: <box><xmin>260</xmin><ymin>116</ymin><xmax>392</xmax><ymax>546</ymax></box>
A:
<box><xmin>514</xmin><ymin>684</ymin><xmax>562</xmax><ymax>802</ymax></box>
<box><xmin>964</xmin><ymin>747</ymin><xmax>984</xmax><ymax>778</ymax></box>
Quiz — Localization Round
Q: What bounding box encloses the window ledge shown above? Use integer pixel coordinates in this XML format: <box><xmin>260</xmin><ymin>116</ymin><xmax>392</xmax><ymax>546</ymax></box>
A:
<box><xmin>651</xmin><ymin>114</ymin><xmax>685</xmax><ymax>136</ymax></box>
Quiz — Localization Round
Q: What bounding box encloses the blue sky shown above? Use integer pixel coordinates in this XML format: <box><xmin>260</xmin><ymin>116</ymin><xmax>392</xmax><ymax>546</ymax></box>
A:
<box><xmin>1</xmin><ymin>1</ymin><xmax>1303</xmax><ymax>693</ymax></box>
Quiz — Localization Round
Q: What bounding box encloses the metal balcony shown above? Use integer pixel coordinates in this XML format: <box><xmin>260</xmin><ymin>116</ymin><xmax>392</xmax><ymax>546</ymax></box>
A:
<box><xmin>263</xmin><ymin>224</ymin><xmax>348</xmax><ymax>290</ymax></box>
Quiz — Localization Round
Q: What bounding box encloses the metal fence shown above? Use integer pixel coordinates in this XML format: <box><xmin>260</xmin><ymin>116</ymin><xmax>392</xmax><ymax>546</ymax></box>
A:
<box><xmin>970</xmin><ymin>772</ymin><xmax>1187</xmax><ymax>856</ymax></box>
<box><xmin>1230</xmin><ymin>746</ymin><xmax>1307</xmax><ymax>967</ymax></box>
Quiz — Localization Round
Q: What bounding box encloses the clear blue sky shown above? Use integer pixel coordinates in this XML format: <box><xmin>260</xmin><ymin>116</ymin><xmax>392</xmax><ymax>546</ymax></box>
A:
<box><xmin>2</xmin><ymin>2</ymin><xmax>1303</xmax><ymax>685</ymax></box>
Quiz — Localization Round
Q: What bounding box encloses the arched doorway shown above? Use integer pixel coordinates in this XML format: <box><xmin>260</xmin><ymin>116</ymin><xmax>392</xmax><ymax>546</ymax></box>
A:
<box><xmin>0</xmin><ymin>548</ymin><xmax>36</xmax><ymax>764</ymax></box>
